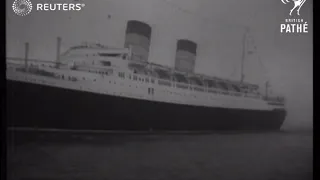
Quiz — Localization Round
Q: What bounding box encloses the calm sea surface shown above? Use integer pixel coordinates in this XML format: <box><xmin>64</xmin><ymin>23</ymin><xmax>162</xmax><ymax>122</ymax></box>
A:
<box><xmin>7</xmin><ymin>130</ymin><xmax>313</xmax><ymax>180</ymax></box>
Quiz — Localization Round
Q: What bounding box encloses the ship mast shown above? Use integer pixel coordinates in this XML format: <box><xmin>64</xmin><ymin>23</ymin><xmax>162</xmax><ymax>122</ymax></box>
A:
<box><xmin>24</xmin><ymin>42</ymin><xmax>29</xmax><ymax>72</ymax></box>
<box><xmin>56</xmin><ymin>37</ymin><xmax>61</xmax><ymax>68</ymax></box>
<box><xmin>240</xmin><ymin>28</ymin><xmax>249</xmax><ymax>83</ymax></box>
<box><xmin>265</xmin><ymin>80</ymin><xmax>270</xmax><ymax>98</ymax></box>
<box><xmin>240</xmin><ymin>28</ymin><xmax>271</xmax><ymax>98</ymax></box>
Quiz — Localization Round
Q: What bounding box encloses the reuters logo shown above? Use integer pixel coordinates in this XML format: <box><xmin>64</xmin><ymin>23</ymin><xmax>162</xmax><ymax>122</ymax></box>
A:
<box><xmin>12</xmin><ymin>0</ymin><xmax>33</xmax><ymax>16</ymax></box>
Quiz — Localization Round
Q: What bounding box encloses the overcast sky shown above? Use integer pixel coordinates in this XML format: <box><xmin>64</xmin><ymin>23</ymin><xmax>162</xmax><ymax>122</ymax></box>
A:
<box><xmin>6</xmin><ymin>0</ymin><xmax>313</xmax><ymax>130</ymax></box>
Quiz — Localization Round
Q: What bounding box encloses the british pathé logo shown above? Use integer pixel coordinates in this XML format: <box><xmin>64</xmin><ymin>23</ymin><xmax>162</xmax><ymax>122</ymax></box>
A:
<box><xmin>280</xmin><ymin>0</ymin><xmax>308</xmax><ymax>33</ymax></box>
<box><xmin>12</xmin><ymin>0</ymin><xmax>33</xmax><ymax>16</ymax></box>
<box><xmin>281</xmin><ymin>0</ymin><xmax>307</xmax><ymax>16</ymax></box>
<box><xmin>12</xmin><ymin>0</ymin><xmax>85</xmax><ymax>16</ymax></box>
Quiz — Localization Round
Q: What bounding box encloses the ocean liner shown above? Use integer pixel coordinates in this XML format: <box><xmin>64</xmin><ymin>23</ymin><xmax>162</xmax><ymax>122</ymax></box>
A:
<box><xmin>6</xmin><ymin>20</ymin><xmax>286</xmax><ymax>131</ymax></box>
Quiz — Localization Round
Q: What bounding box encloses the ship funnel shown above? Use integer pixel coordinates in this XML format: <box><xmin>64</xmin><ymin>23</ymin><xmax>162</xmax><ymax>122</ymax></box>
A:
<box><xmin>124</xmin><ymin>20</ymin><xmax>152</xmax><ymax>62</ymax></box>
<box><xmin>175</xmin><ymin>39</ymin><xmax>197</xmax><ymax>73</ymax></box>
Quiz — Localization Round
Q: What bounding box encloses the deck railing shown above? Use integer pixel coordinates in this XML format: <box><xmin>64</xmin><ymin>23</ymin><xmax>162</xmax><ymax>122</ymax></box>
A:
<box><xmin>7</xmin><ymin>57</ymin><xmax>281</xmax><ymax>102</ymax></box>
<box><xmin>193</xmin><ymin>86</ymin><xmax>205</xmax><ymax>92</ymax></box>
<box><xmin>263</xmin><ymin>96</ymin><xmax>285</xmax><ymax>104</ymax></box>
<box><xmin>158</xmin><ymin>79</ymin><xmax>172</xmax><ymax>87</ymax></box>
<box><xmin>175</xmin><ymin>82</ymin><xmax>189</xmax><ymax>89</ymax></box>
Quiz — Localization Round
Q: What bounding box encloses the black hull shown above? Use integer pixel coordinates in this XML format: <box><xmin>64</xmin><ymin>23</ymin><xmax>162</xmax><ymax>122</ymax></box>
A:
<box><xmin>6</xmin><ymin>80</ymin><xmax>287</xmax><ymax>131</ymax></box>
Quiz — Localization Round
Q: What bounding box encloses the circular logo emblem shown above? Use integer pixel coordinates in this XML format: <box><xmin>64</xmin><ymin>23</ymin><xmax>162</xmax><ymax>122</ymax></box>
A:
<box><xmin>12</xmin><ymin>0</ymin><xmax>33</xmax><ymax>16</ymax></box>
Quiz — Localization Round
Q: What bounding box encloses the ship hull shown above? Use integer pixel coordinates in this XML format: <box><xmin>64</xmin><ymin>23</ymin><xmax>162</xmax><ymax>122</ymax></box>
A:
<box><xmin>6</xmin><ymin>80</ymin><xmax>287</xmax><ymax>131</ymax></box>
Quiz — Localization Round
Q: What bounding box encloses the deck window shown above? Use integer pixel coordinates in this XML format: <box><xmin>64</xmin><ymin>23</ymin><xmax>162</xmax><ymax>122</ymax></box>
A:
<box><xmin>154</xmin><ymin>69</ymin><xmax>171</xmax><ymax>80</ymax></box>
<box><xmin>217</xmin><ymin>82</ymin><xmax>229</xmax><ymax>91</ymax></box>
<box><xmin>118</xmin><ymin>72</ymin><xmax>125</xmax><ymax>78</ymax></box>
<box><xmin>189</xmin><ymin>77</ymin><xmax>203</xmax><ymax>86</ymax></box>
<box><xmin>173</xmin><ymin>73</ymin><xmax>188</xmax><ymax>83</ymax></box>
<box><xmin>204</xmin><ymin>79</ymin><xmax>218</xmax><ymax>88</ymax></box>
<box><xmin>101</xmin><ymin>61</ymin><xmax>111</xmax><ymax>66</ymax></box>
<box><xmin>231</xmin><ymin>84</ymin><xmax>241</xmax><ymax>92</ymax></box>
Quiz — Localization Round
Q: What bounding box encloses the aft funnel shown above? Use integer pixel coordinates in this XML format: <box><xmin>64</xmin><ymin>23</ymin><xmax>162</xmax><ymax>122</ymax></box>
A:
<box><xmin>175</xmin><ymin>39</ymin><xmax>197</xmax><ymax>73</ymax></box>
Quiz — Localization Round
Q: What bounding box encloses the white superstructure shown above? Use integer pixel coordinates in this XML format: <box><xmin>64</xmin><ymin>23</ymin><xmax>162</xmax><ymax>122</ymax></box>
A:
<box><xmin>6</xmin><ymin>43</ymin><xmax>286</xmax><ymax>112</ymax></box>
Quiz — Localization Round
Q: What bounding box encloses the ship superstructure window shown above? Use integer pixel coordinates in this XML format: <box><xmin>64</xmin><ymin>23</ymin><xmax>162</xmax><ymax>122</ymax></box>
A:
<box><xmin>248</xmin><ymin>85</ymin><xmax>259</xmax><ymax>94</ymax></box>
<box><xmin>173</xmin><ymin>73</ymin><xmax>188</xmax><ymax>83</ymax></box>
<box><xmin>118</xmin><ymin>72</ymin><xmax>125</xmax><ymax>78</ymax></box>
<box><xmin>225</xmin><ymin>83</ymin><xmax>235</xmax><ymax>92</ymax></box>
<box><xmin>128</xmin><ymin>63</ymin><xmax>148</xmax><ymax>75</ymax></box>
<box><xmin>148</xmin><ymin>88</ymin><xmax>154</xmax><ymax>95</ymax></box>
<box><xmin>217</xmin><ymin>81</ymin><xmax>229</xmax><ymax>91</ymax></box>
<box><xmin>133</xmin><ymin>75</ymin><xmax>137</xmax><ymax>80</ymax></box>
<box><xmin>154</xmin><ymin>68</ymin><xmax>171</xmax><ymax>80</ymax></box>
<box><xmin>240</xmin><ymin>85</ymin><xmax>248</xmax><ymax>93</ymax></box>
<box><xmin>158</xmin><ymin>79</ymin><xmax>171</xmax><ymax>87</ymax></box>
<box><xmin>231</xmin><ymin>84</ymin><xmax>241</xmax><ymax>92</ymax></box>
<box><xmin>98</xmin><ymin>53</ymin><xmax>122</xmax><ymax>57</ymax></box>
<box><xmin>176</xmin><ymin>83</ymin><xmax>189</xmax><ymax>89</ymax></box>
<box><xmin>204</xmin><ymin>79</ymin><xmax>218</xmax><ymax>89</ymax></box>
<box><xmin>188</xmin><ymin>76</ymin><xmax>203</xmax><ymax>86</ymax></box>
<box><xmin>101</xmin><ymin>61</ymin><xmax>111</xmax><ymax>66</ymax></box>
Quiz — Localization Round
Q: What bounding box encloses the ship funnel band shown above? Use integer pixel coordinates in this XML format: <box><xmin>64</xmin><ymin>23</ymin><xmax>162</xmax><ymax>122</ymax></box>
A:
<box><xmin>176</xmin><ymin>39</ymin><xmax>197</xmax><ymax>55</ymax></box>
<box><xmin>125</xmin><ymin>20</ymin><xmax>152</xmax><ymax>40</ymax></box>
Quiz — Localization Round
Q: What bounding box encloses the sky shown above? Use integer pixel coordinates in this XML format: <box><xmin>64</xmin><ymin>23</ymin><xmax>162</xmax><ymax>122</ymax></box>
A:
<box><xmin>6</xmin><ymin>0</ymin><xmax>313</xmax><ymax>130</ymax></box>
